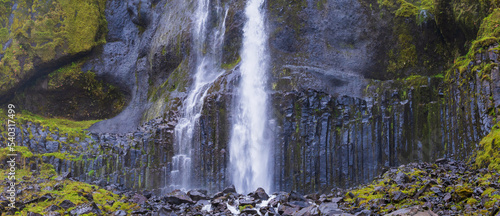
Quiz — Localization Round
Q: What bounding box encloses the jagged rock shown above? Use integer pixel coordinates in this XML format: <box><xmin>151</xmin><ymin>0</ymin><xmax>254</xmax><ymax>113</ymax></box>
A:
<box><xmin>318</xmin><ymin>202</ymin><xmax>344</xmax><ymax>215</ymax></box>
<box><xmin>330</xmin><ymin>197</ymin><xmax>344</xmax><ymax>203</ymax></box>
<box><xmin>39</xmin><ymin>193</ymin><xmax>55</xmax><ymax>202</ymax></box>
<box><xmin>54</xmin><ymin>172</ymin><xmax>70</xmax><ymax>181</ymax></box>
<box><xmin>131</xmin><ymin>208</ymin><xmax>150</xmax><ymax>214</ymax></box>
<box><xmin>158</xmin><ymin>205</ymin><xmax>174</xmax><ymax>216</ymax></box>
<box><xmin>395</xmin><ymin>172</ymin><xmax>410</xmax><ymax>184</ymax></box>
<box><xmin>95</xmin><ymin>179</ymin><xmax>107</xmax><ymax>187</ymax></box>
<box><xmin>289</xmin><ymin>191</ymin><xmax>306</xmax><ymax>202</ymax></box>
<box><xmin>305</xmin><ymin>193</ymin><xmax>319</xmax><ymax>201</ymax></box>
<box><xmin>385</xmin><ymin>206</ymin><xmax>438</xmax><ymax>216</ymax></box>
<box><xmin>27</xmin><ymin>212</ymin><xmax>43</xmax><ymax>216</ymax></box>
<box><xmin>392</xmin><ymin>191</ymin><xmax>407</xmax><ymax>202</ymax></box>
<box><xmin>435</xmin><ymin>158</ymin><xmax>448</xmax><ymax>164</ymax></box>
<box><xmin>164</xmin><ymin>190</ymin><xmax>194</xmax><ymax>205</ymax></box>
<box><xmin>45</xmin><ymin>141</ymin><xmax>59</xmax><ymax>153</ymax></box>
<box><xmin>45</xmin><ymin>205</ymin><xmax>61</xmax><ymax>212</ymax></box>
<box><xmin>143</xmin><ymin>190</ymin><xmax>153</xmax><ymax>199</ymax></box>
<box><xmin>222</xmin><ymin>185</ymin><xmax>237</xmax><ymax>194</ymax></box>
<box><xmin>347</xmin><ymin>192</ymin><xmax>356</xmax><ymax>199</ymax></box>
<box><xmin>294</xmin><ymin>205</ymin><xmax>319</xmax><ymax>216</ymax></box>
<box><xmin>456</xmin><ymin>186</ymin><xmax>473</xmax><ymax>199</ymax></box>
<box><xmin>250</xmin><ymin>187</ymin><xmax>270</xmax><ymax>200</ymax></box>
<box><xmin>127</xmin><ymin>0</ymin><xmax>151</xmax><ymax>27</ymax></box>
<box><xmin>289</xmin><ymin>200</ymin><xmax>311</xmax><ymax>208</ymax></box>
<box><xmin>69</xmin><ymin>202</ymin><xmax>102</xmax><ymax>216</ymax></box>
<box><xmin>53</xmin><ymin>183</ymin><xmax>63</xmax><ymax>191</ymax></box>
<box><xmin>187</xmin><ymin>189</ymin><xmax>208</xmax><ymax>201</ymax></box>
<box><xmin>355</xmin><ymin>210</ymin><xmax>372</xmax><ymax>216</ymax></box>
<box><xmin>82</xmin><ymin>193</ymin><xmax>94</xmax><ymax>202</ymax></box>
<box><xmin>241</xmin><ymin>207</ymin><xmax>258</xmax><ymax>215</ymax></box>
<box><xmin>278</xmin><ymin>203</ymin><xmax>300</xmax><ymax>215</ymax></box>
<box><xmin>430</xmin><ymin>187</ymin><xmax>442</xmax><ymax>195</ymax></box>
<box><xmin>112</xmin><ymin>210</ymin><xmax>127</xmax><ymax>216</ymax></box>
<box><xmin>59</xmin><ymin>200</ymin><xmax>76</xmax><ymax>209</ymax></box>
<box><xmin>239</xmin><ymin>198</ymin><xmax>257</xmax><ymax>207</ymax></box>
<box><xmin>413</xmin><ymin>183</ymin><xmax>431</xmax><ymax>199</ymax></box>
<box><xmin>132</xmin><ymin>193</ymin><xmax>147</xmax><ymax>205</ymax></box>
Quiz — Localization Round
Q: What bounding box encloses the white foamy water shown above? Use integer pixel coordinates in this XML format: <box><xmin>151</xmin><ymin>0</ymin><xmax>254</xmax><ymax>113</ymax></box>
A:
<box><xmin>170</xmin><ymin>0</ymin><xmax>228</xmax><ymax>190</ymax></box>
<box><xmin>229</xmin><ymin>0</ymin><xmax>272</xmax><ymax>194</ymax></box>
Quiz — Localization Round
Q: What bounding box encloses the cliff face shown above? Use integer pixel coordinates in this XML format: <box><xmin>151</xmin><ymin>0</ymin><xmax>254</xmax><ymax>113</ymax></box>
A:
<box><xmin>1</xmin><ymin>0</ymin><xmax>500</xmax><ymax>195</ymax></box>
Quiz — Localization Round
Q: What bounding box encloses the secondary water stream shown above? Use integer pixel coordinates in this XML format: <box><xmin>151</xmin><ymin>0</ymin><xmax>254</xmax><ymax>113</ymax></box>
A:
<box><xmin>170</xmin><ymin>0</ymin><xmax>228</xmax><ymax>190</ymax></box>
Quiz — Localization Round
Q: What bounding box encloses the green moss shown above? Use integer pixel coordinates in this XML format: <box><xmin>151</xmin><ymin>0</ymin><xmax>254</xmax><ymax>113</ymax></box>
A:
<box><xmin>17</xmin><ymin>172</ymin><xmax>139</xmax><ymax>214</ymax></box>
<box><xmin>17</xmin><ymin>110</ymin><xmax>98</xmax><ymax>139</ymax></box>
<box><xmin>341</xmin><ymin>168</ymin><xmax>432</xmax><ymax>212</ymax></box>
<box><xmin>395</xmin><ymin>1</ymin><xmax>419</xmax><ymax>18</ymax></box>
<box><xmin>387</xmin><ymin>27</ymin><xmax>418</xmax><ymax>75</ymax></box>
<box><xmin>0</xmin><ymin>146</ymin><xmax>32</xmax><ymax>161</ymax></box>
<box><xmin>268</xmin><ymin>0</ymin><xmax>307</xmax><ymax>36</ymax></box>
<box><xmin>475</xmin><ymin>124</ymin><xmax>500</xmax><ymax>171</ymax></box>
<box><xmin>456</xmin><ymin>185</ymin><xmax>474</xmax><ymax>199</ymax></box>
<box><xmin>0</xmin><ymin>0</ymin><xmax>107</xmax><ymax>96</ymax></box>
<box><xmin>239</xmin><ymin>204</ymin><xmax>254</xmax><ymax>211</ymax></box>
<box><xmin>10</xmin><ymin>57</ymin><xmax>127</xmax><ymax>120</ymax></box>
<box><xmin>148</xmin><ymin>60</ymin><xmax>189</xmax><ymax>101</ymax></box>
<box><xmin>0</xmin><ymin>108</ymin><xmax>100</xmax><ymax>150</ymax></box>
<box><xmin>221</xmin><ymin>56</ymin><xmax>241</xmax><ymax>70</ymax></box>
<box><xmin>0</xmin><ymin>27</ymin><xmax>8</xmax><ymax>43</ymax></box>
<box><xmin>42</xmin><ymin>152</ymin><xmax>77</xmax><ymax>161</ymax></box>
<box><xmin>41</xmin><ymin>163</ymin><xmax>57</xmax><ymax>176</ymax></box>
<box><xmin>445</xmin><ymin>7</ymin><xmax>500</xmax><ymax>89</ymax></box>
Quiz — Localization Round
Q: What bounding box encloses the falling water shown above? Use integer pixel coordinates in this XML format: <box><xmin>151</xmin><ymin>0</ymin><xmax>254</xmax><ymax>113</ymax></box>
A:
<box><xmin>229</xmin><ymin>0</ymin><xmax>272</xmax><ymax>193</ymax></box>
<box><xmin>170</xmin><ymin>0</ymin><xmax>227</xmax><ymax>190</ymax></box>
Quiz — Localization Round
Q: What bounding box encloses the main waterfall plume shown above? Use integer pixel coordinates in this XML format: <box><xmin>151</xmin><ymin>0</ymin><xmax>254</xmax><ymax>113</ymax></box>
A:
<box><xmin>169</xmin><ymin>0</ymin><xmax>227</xmax><ymax>190</ymax></box>
<box><xmin>229</xmin><ymin>0</ymin><xmax>272</xmax><ymax>193</ymax></box>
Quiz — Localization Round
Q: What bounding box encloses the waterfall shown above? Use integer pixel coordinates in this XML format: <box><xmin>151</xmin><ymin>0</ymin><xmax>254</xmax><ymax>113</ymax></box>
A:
<box><xmin>170</xmin><ymin>0</ymin><xmax>227</xmax><ymax>190</ymax></box>
<box><xmin>229</xmin><ymin>0</ymin><xmax>272</xmax><ymax>193</ymax></box>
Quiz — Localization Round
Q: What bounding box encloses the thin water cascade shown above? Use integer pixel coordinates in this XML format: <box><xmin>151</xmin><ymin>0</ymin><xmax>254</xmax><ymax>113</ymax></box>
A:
<box><xmin>169</xmin><ymin>0</ymin><xmax>228</xmax><ymax>190</ymax></box>
<box><xmin>229</xmin><ymin>0</ymin><xmax>272</xmax><ymax>194</ymax></box>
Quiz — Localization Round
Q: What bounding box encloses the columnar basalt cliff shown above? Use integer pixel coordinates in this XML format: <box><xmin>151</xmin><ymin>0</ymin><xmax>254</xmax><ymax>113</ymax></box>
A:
<box><xmin>2</xmin><ymin>0</ymin><xmax>500</xmax><ymax>208</ymax></box>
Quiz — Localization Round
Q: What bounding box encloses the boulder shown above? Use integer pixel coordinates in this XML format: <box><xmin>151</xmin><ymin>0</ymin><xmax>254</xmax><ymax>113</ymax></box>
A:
<box><xmin>250</xmin><ymin>187</ymin><xmax>270</xmax><ymax>200</ymax></box>
<box><xmin>132</xmin><ymin>193</ymin><xmax>148</xmax><ymax>205</ymax></box>
<box><xmin>59</xmin><ymin>200</ymin><xmax>76</xmax><ymax>210</ymax></box>
<box><xmin>222</xmin><ymin>185</ymin><xmax>237</xmax><ymax>194</ymax></box>
<box><xmin>69</xmin><ymin>202</ymin><xmax>102</xmax><ymax>216</ymax></box>
<box><xmin>187</xmin><ymin>189</ymin><xmax>208</xmax><ymax>201</ymax></box>
<box><xmin>318</xmin><ymin>202</ymin><xmax>344</xmax><ymax>215</ymax></box>
<box><xmin>45</xmin><ymin>205</ymin><xmax>61</xmax><ymax>212</ymax></box>
<box><xmin>164</xmin><ymin>190</ymin><xmax>194</xmax><ymax>205</ymax></box>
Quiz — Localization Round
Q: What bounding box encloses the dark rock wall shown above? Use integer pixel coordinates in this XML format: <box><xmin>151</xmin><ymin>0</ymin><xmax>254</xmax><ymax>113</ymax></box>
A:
<box><xmin>10</xmin><ymin>69</ymin><xmax>492</xmax><ymax>195</ymax></box>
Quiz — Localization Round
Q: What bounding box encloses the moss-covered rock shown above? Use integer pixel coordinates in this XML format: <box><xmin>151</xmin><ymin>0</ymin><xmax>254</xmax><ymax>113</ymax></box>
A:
<box><xmin>0</xmin><ymin>0</ymin><xmax>107</xmax><ymax>100</ymax></box>
<box><xmin>475</xmin><ymin>124</ymin><xmax>500</xmax><ymax>171</ymax></box>
<box><xmin>0</xmin><ymin>108</ymin><xmax>99</xmax><ymax>145</ymax></box>
<box><xmin>10</xmin><ymin>60</ymin><xmax>127</xmax><ymax>121</ymax></box>
<box><xmin>0</xmin><ymin>148</ymin><xmax>139</xmax><ymax>215</ymax></box>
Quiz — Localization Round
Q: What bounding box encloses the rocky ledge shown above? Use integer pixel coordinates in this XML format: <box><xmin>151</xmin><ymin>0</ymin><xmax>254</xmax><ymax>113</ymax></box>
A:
<box><xmin>3</xmin><ymin>157</ymin><xmax>499</xmax><ymax>216</ymax></box>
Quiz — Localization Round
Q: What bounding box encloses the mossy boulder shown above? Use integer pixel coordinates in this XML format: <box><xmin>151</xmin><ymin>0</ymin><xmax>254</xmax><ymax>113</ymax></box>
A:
<box><xmin>0</xmin><ymin>0</ymin><xmax>107</xmax><ymax>101</ymax></box>
<box><xmin>455</xmin><ymin>185</ymin><xmax>473</xmax><ymax>199</ymax></box>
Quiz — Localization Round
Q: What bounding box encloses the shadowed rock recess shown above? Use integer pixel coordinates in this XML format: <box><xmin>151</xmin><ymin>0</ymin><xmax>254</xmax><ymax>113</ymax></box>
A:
<box><xmin>2</xmin><ymin>0</ymin><xmax>500</xmax><ymax>215</ymax></box>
